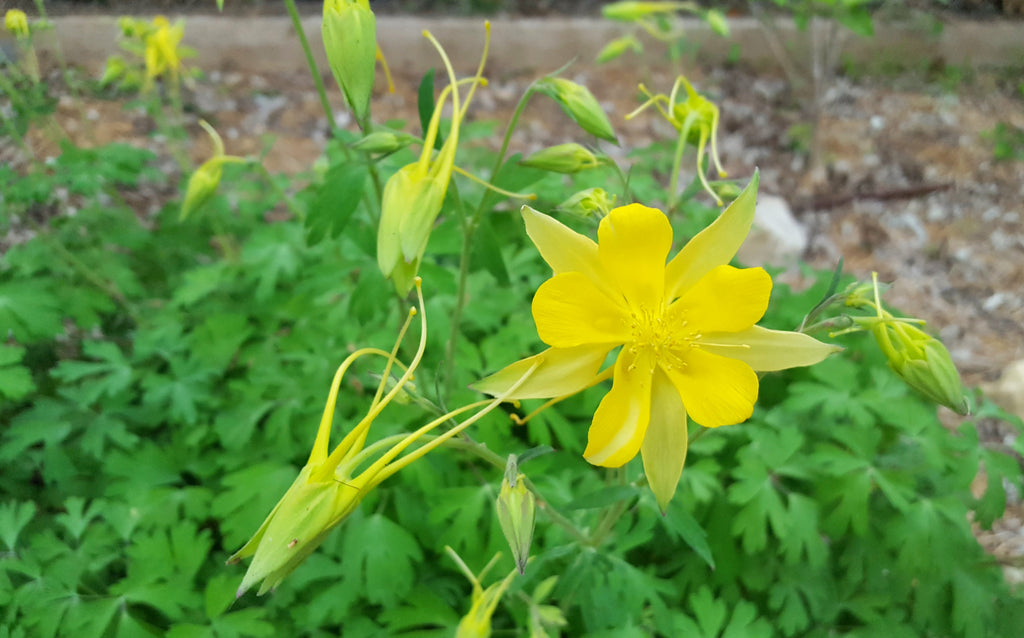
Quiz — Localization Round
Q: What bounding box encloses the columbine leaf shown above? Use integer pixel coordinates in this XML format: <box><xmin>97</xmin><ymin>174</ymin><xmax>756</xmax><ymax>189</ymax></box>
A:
<box><xmin>342</xmin><ymin>512</ymin><xmax>423</xmax><ymax>607</ymax></box>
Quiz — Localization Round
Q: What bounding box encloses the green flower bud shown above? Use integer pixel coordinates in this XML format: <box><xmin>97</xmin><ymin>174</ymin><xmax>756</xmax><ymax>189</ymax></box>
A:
<box><xmin>705</xmin><ymin>8</ymin><xmax>730</xmax><ymax>36</ymax></box>
<box><xmin>601</xmin><ymin>1</ymin><xmax>690</xmax><ymax>21</ymax></box>
<box><xmin>322</xmin><ymin>0</ymin><xmax>377</xmax><ymax>122</ymax></box>
<box><xmin>557</xmin><ymin>187</ymin><xmax>616</xmax><ymax>219</ymax></box>
<box><xmin>350</xmin><ymin>130</ymin><xmax>416</xmax><ymax>154</ymax></box>
<box><xmin>180</xmin><ymin>121</ymin><xmax>243</xmax><ymax>221</ymax></box>
<box><xmin>596</xmin><ymin>35</ymin><xmax>642</xmax><ymax>64</ymax></box>
<box><xmin>5</xmin><ymin>9</ymin><xmax>29</xmax><ymax>39</ymax></box>
<box><xmin>869</xmin><ymin>320</ymin><xmax>969</xmax><ymax>415</ymax></box>
<box><xmin>535</xmin><ymin>77</ymin><xmax>617</xmax><ymax>144</ymax></box>
<box><xmin>181</xmin><ymin>159</ymin><xmax>224</xmax><ymax>221</ymax></box>
<box><xmin>520</xmin><ymin>143</ymin><xmax>602</xmax><ymax>174</ymax></box>
<box><xmin>495</xmin><ymin>457</ymin><xmax>535</xmax><ymax>575</ymax></box>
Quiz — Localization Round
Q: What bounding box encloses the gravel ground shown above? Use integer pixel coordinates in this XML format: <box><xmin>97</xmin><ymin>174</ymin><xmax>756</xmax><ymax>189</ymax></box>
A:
<box><xmin>4</xmin><ymin>43</ymin><xmax>1023</xmax><ymax>579</ymax></box>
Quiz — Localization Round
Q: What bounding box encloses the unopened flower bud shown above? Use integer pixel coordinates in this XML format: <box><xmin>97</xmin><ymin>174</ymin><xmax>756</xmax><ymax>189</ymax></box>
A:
<box><xmin>322</xmin><ymin>0</ymin><xmax>377</xmax><ymax>122</ymax></box>
<box><xmin>5</xmin><ymin>9</ymin><xmax>29</xmax><ymax>39</ymax></box>
<box><xmin>495</xmin><ymin>457</ymin><xmax>535</xmax><ymax>575</ymax></box>
<box><xmin>869</xmin><ymin>320</ymin><xmax>969</xmax><ymax>415</ymax></box>
<box><xmin>601</xmin><ymin>1</ymin><xmax>689</xmax><ymax>21</ymax></box>
<box><xmin>557</xmin><ymin>187</ymin><xmax>616</xmax><ymax>219</ymax></box>
<box><xmin>520</xmin><ymin>143</ymin><xmax>602</xmax><ymax>174</ymax></box>
<box><xmin>535</xmin><ymin>77</ymin><xmax>617</xmax><ymax>144</ymax></box>
<box><xmin>181</xmin><ymin>160</ymin><xmax>224</xmax><ymax>221</ymax></box>
<box><xmin>351</xmin><ymin>130</ymin><xmax>415</xmax><ymax>154</ymax></box>
<box><xmin>596</xmin><ymin>35</ymin><xmax>642</xmax><ymax>64</ymax></box>
<box><xmin>705</xmin><ymin>9</ymin><xmax>730</xmax><ymax>36</ymax></box>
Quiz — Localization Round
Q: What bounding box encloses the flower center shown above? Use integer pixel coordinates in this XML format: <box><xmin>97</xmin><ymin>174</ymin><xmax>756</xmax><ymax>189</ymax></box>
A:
<box><xmin>626</xmin><ymin>304</ymin><xmax>700</xmax><ymax>372</ymax></box>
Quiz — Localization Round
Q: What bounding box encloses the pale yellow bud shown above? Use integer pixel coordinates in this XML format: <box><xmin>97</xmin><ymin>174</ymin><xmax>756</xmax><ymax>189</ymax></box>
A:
<box><xmin>322</xmin><ymin>0</ymin><xmax>377</xmax><ymax>122</ymax></box>
<box><xmin>495</xmin><ymin>458</ymin><xmax>535</xmax><ymax>575</ymax></box>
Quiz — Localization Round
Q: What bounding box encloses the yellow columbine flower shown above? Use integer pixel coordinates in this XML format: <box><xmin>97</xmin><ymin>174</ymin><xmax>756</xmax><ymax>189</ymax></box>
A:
<box><xmin>474</xmin><ymin>173</ymin><xmax>839</xmax><ymax>510</ymax></box>
<box><xmin>143</xmin><ymin>16</ymin><xmax>184</xmax><ymax>87</ymax></box>
<box><xmin>181</xmin><ymin>120</ymin><xmax>246</xmax><ymax>220</ymax></box>
<box><xmin>4</xmin><ymin>9</ymin><xmax>30</xmax><ymax>39</ymax></box>
<box><xmin>322</xmin><ymin>0</ymin><xmax>377</xmax><ymax>122</ymax></box>
<box><xmin>376</xmin><ymin>24</ymin><xmax>490</xmax><ymax>294</ymax></box>
<box><xmin>627</xmin><ymin>75</ymin><xmax>726</xmax><ymax>205</ymax></box>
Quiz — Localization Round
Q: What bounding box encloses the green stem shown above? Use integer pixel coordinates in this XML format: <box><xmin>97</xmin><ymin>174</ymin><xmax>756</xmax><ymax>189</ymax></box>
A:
<box><xmin>443</xmin><ymin>85</ymin><xmax>538</xmax><ymax>396</ymax></box>
<box><xmin>283</xmin><ymin>0</ymin><xmax>337</xmax><ymax>136</ymax></box>
<box><xmin>587</xmin><ymin>467</ymin><xmax>633</xmax><ymax>547</ymax></box>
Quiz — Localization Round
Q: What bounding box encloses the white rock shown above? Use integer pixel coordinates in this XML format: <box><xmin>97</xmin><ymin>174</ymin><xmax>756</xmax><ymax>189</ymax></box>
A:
<box><xmin>982</xmin><ymin>360</ymin><xmax>1024</xmax><ymax>423</ymax></box>
<box><xmin>737</xmin><ymin>194</ymin><xmax>808</xmax><ymax>268</ymax></box>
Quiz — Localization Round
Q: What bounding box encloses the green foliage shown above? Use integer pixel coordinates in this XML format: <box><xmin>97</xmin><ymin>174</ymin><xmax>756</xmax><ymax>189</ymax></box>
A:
<box><xmin>984</xmin><ymin>121</ymin><xmax>1024</xmax><ymax>162</ymax></box>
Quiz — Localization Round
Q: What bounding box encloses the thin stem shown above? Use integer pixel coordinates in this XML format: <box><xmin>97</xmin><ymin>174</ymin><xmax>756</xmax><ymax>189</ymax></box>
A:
<box><xmin>443</xmin><ymin>84</ymin><xmax>538</xmax><ymax>397</ymax></box>
<box><xmin>256</xmin><ymin>163</ymin><xmax>305</xmax><ymax>221</ymax></box>
<box><xmin>283</xmin><ymin>0</ymin><xmax>337</xmax><ymax>136</ymax></box>
<box><xmin>587</xmin><ymin>468</ymin><xmax>633</xmax><ymax>547</ymax></box>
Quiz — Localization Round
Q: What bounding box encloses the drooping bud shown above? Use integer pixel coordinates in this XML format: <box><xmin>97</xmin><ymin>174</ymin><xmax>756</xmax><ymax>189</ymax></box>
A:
<box><xmin>520</xmin><ymin>143</ymin><xmax>602</xmax><ymax>174</ymax></box>
<box><xmin>495</xmin><ymin>456</ymin><xmax>535</xmax><ymax>575</ymax></box>
<box><xmin>557</xmin><ymin>187</ymin><xmax>616</xmax><ymax>219</ymax></box>
<box><xmin>4</xmin><ymin>9</ymin><xmax>30</xmax><ymax>39</ymax></box>
<box><xmin>596</xmin><ymin>34</ymin><xmax>642</xmax><ymax>64</ymax></box>
<box><xmin>322</xmin><ymin>0</ymin><xmax>377</xmax><ymax>122</ymax></box>
<box><xmin>180</xmin><ymin>121</ymin><xmax>242</xmax><ymax>221</ymax></box>
<box><xmin>535</xmin><ymin>77</ymin><xmax>617</xmax><ymax>144</ymax></box>
<box><xmin>448</xmin><ymin>548</ymin><xmax>520</xmax><ymax>638</ymax></box>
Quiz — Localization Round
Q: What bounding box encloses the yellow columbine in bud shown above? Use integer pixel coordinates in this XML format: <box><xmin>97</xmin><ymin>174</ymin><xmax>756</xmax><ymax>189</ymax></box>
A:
<box><xmin>181</xmin><ymin>121</ymin><xmax>245</xmax><ymax>221</ymax></box>
<box><xmin>143</xmin><ymin>16</ymin><xmax>184</xmax><ymax>88</ymax></box>
<box><xmin>535</xmin><ymin>77</ymin><xmax>618</xmax><ymax>144</ymax></box>
<box><xmin>473</xmin><ymin>173</ymin><xmax>840</xmax><ymax>511</ymax></box>
<box><xmin>230</xmin><ymin>284</ymin><xmax>430</xmax><ymax>596</ymax></box>
<box><xmin>322</xmin><ymin>0</ymin><xmax>377</xmax><ymax>122</ymax></box>
<box><xmin>5</xmin><ymin>9</ymin><xmax>30</xmax><ymax>39</ymax></box>
<box><xmin>230</xmin><ymin>281</ymin><xmax>534</xmax><ymax>594</ymax></box>
<box><xmin>557</xmin><ymin>187</ymin><xmax>616</xmax><ymax>219</ymax></box>
<box><xmin>495</xmin><ymin>457</ymin><xmax>535</xmax><ymax>575</ymax></box>
<box><xmin>602</xmin><ymin>1</ymin><xmax>695</xmax><ymax>21</ymax></box>
<box><xmin>448</xmin><ymin>548</ymin><xmax>520</xmax><ymax>638</ymax></box>
<box><xmin>854</xmin><ymin>273</ymin><xmax>969</xmax><ymax>415</ymax></box>
<box><xmin>377</xmin><ymin>24</ymin><xmax>490</xmax><ymax>294</ymax></box>
<box><xmin>627</xmin><ymin>75</ymin><xmax>727</xmax><ymax>205</ymax></box>
<box><xmin>520</xmin><ymin>143</ymin><xmax>603</xmax><ymax>174</ymax></box>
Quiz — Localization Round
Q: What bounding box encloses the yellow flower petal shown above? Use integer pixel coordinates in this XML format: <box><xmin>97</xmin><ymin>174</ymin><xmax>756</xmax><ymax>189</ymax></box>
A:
<box><xmin>533</xmin><ymin>272</ymin><xmax>630</xmax><ymax>348</ymax></box>
<box><xmin>597</xmin><ymin>204</ymin><xmax>672</xmax><ymax>309</ymax></box>
<box><xmin>641</xmin><ymin>371</ymin><xmax>688</xmax><ymax>513</ymax></box>
<box><xmin>521</xmin><ymin>205</ymin><xmax>603</xmax><ymax>280</ymax></box>
<box><xmin>470</xmin><ymin>344</ymin><xmax>612</xmax><ymax>400</ymax></box>
<box><xmin>584</xmin><ymin>350</ymin><xmax>653</xmax><ymax>467</ymax></box>
<box><xmin>664</xmin><ymin>170</ymin><xmax>759</xmax><ymax>301</ymax></box>
<box><xmin>701</xmin><ymin>326</ymin><xmax>841</xmax><ymax>371</ymax></box>
<box><xmin>670</xmin><ymin>265</ymin><xmax>771</xmax><ymax>334</ymax></box>
<box><xmin>664</xmin><ymin>348</ymin><xmax>757</xmax><ymax>428</ymax></box>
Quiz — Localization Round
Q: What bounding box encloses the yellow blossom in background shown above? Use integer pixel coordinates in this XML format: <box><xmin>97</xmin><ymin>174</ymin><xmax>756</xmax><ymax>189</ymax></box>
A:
<box><xmin>4</xmin><ymin>9</ymin><xmax>30</xmax><ymax>39</ymax></box>
<box><xmin>627</xmin><ymin>75</ymin><xmax>727</xmax><ymax>205</ymax></box>
<box><xmin>474</xmin><ymin>173</ymin><xmax>839</xmax><ymax>510</ymax></box>
<box><xmin>377</xmin><ymin>24</ymin><xmax>490</xmax><ymax>294</ymax></box>
<box><xmin>143</xmin><ymin>16</ymin><xmax>184</xmax><ymax>88</ymax></box>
